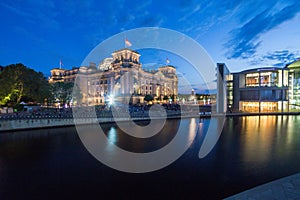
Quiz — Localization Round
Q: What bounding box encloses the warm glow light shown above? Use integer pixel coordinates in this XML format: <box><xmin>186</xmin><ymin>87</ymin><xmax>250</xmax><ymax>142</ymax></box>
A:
<box><xmin>246</xmin><ymin>73</ymin><xmax>259</xmax><ymax>77</ymax></box>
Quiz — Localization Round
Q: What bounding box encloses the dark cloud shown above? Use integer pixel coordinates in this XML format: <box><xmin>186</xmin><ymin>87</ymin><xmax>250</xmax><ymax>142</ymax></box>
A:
<box><xmin>264</xmin><ymin>50</ymin><xmax>296</xmax><ymax>61</ymax></box>
<box><xmin>263</xmin><ymin>50</ymin><xmax>300</xmax><ymax>65</ymax></box>
<box><xmin>225</xmin><ymin>1</ymin><xmax>300</xmax><ymax>59</ymax></box>
<box><xmin>248</xmin><ymin>50</ymin><xmax>300</xmax><ymax>67</ymax></box>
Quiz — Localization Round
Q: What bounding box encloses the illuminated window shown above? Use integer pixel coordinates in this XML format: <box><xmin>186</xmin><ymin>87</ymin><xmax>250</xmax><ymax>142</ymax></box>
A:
<box><xmin>246</xmin><ymin>73</ymin><xmax>259</xmax><ymax>87</ymax></box>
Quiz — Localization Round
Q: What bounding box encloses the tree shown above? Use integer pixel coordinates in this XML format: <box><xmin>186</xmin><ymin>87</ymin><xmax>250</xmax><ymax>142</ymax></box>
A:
<box><xmin>144</xmin><ymin>94</ymin><xmax>154</xmax><ymax>102</ymax></box>
<box><xmin>163</xmin><ymin>95</ymin><xmax>169</xmax><ymax>101</ymax></box>
<box><xmin>0</xmin><ymin>63</ymin><xmax>50</xmax><ymax>106</ymax></box>
<box><xmin>72</xmin><ymin>82</ymin><xmax>83</xmax><ymax>105</ymax></box>
<box><xmin>170</xmin><ymin>94</ymin><xmax>175</xmax><ymax>101</ymax></box>
<box><xmin>49</xmin><ymin>82</ymin><xmax>74</xmax><ymax>106</ymax></box>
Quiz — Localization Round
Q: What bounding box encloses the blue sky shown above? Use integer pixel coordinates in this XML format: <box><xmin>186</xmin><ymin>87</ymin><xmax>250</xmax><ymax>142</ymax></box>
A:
<box><xmin>1</xmin><ymin>0</ymin><xmax>300</xmax><ymax>93</ymax></box>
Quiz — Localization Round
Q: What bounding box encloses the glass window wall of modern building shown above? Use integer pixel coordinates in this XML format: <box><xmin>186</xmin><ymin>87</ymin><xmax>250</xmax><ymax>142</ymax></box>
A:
<box><xmin>286</xmin><ymin>60</ymin><xmax>300</xmax><ymax>111</ymax></box>
<box><xmin>223</xmin><ymin>65</ymin><xmax>294</xmax><ymax>113</ymax></box>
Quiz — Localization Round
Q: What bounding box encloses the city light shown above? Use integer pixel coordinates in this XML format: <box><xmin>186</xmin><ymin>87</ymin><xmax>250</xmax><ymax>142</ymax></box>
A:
<box><xmin>107</xmin><ymin>95</ymin><xmax>114</xmax><ymax>105</ymax></box>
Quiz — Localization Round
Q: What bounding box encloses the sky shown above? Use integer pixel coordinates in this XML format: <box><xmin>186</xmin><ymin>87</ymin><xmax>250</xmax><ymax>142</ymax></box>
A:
<box><xmin>1</xmin><ymin>0</ymin><xmax>300</xmax><ymax>93</ymax></box>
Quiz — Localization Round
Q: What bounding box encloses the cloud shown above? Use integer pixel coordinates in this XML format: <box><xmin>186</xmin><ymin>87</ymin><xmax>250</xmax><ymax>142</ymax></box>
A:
<box><xmin>248</xmin><ymin>50</ymin><xmax>300</xmax><ymax>67</ymax></box>
<box><xmin>225</xmin><ymin>1</ymin><xmax>300</xmax><ymax>59</ymax></box>
<box><xmin>1</xmin><ymin>0</ymin><xmax>60</xmax><ymax>30</ymax></box>
<box><xmin>0</xmin><ymin>2</ymin><xmax>32</xmax><ymax>18</ymax></box>
<box><xmin>177</xmin><ymin>1</ymin><xmax>241</xmax><ymax>39</ymax></box>
<box><xmin>178</xmin><ymin>4</ymin><xmax>201</xmax><ymax>22</ymax></box>
<box><xmin>263</xmin><ymin>50</ymin><xmax>299</xmax><ymax>62</ymax></box>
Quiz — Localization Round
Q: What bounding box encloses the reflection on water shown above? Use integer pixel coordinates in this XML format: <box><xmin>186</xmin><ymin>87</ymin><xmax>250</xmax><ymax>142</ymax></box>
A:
<box><xmin>99</xmin><ymin>119</ymin><xmax>181</xmax><ymax>153</ymax></box>
<box><xmin>0</xmin><ymin>115</ymin><xmax>299</xmax><ymax>199</ymax></box>
<box><xmin>198</xmin><ymin>116</ymin><xmax>225</xmax><ymax>158</ymax></box>
<box><xmin>239</xmin><ymin>115</ymin><xmax>300</xmax><ymax>173</ymax></box>
<box><xmin>188</xmin><ymin>118</ymin><xmax>197</xmax><ymax>143</ymax></box>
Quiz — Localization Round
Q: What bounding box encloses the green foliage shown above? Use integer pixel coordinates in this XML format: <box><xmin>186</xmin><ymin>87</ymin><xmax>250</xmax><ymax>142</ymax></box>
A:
<box><xmin>72</xmin><ymin>83</ymin><xmax>83</xmax><ymax>105</ymax></box>
<box><xmin>170</xmin><ymin>94</ymin><xmax>175</xmax><ymax>101</ymax></box>
<box><xmin>49</xmin><ymin>82</ymin><xmax>75</xmax><ymax>105</ymax></box>
<box><xmin>144</xmin><ymin>94</ymin><xmax>154</xmax><ymax>102</ymax></box>
<box><xmin>13</xmin><ymin>104</ymin><xmax>24</xmax><ymax>112</ymax></box>
<box><xmin>0</xmin><ymin>63</ymin><xmax>50</xmax><ymax>106</ymax></box>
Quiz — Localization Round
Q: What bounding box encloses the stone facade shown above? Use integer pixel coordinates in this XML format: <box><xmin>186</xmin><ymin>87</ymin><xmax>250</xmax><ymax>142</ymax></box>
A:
<box><xmin>49</xmin><ymin>48</ymin><xmax>178</xmax><ymax>106</ymax></box>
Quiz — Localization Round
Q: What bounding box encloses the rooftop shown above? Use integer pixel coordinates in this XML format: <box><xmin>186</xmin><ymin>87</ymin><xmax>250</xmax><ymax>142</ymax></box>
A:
<box><xmin>238</xmin><ymin>66</ymin><xmax>285</xmax><ymax>74</ymax></box>
<box><xmin>112</xmin><ymin>48</ymin><xmax>140</xmax><ymax>55</ymax></box>
<box><xmin>286</xmin><ymin>60</ymin><xmax>300</xmax><ymax>68</ymax></box>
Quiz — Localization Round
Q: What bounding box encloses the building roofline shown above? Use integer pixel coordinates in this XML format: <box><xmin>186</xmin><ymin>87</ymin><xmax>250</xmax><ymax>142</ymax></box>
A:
<box><xmin>239</xmin><ymin>67</ymin><xmax>286</xmax><ymax>74</ymax></box>
<box><xmin>51</xmin><ymin>68</ymin><xmax>66</xmax><ymax>70</ymax></box>
<box><xmin>112</xmin><ymin>48</ymin><xmax>139</xmax><ymax>54</ymax></box>
<box><xmin>285</xmin><ymin>60</ymin><xmax>300</xmax><ymax>68</ymax></box>
<box><xmin>159</xmin><ymin>65</ymin><xmax>176</xmax><ymax>69</ymax></box>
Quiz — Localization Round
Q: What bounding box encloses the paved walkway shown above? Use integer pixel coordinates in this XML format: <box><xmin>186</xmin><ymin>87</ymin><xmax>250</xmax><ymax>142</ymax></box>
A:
<box><xmin>226</xmin><ymin>173</ymin><xmax>300</xmax><ymax>200</ymax></box>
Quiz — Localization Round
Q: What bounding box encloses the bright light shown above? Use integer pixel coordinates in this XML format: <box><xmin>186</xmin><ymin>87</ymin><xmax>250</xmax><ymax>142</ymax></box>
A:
<box><xmin>108</xmin><ymin>95</ymin><xmax>114</xmax><ymax>105</ymax></box>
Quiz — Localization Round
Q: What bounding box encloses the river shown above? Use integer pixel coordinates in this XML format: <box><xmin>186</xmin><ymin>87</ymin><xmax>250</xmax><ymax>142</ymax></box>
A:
<box><xmin>0</xmin><ymin>115</ymin><xmax>299</xmax><ymax>199</ymax></box>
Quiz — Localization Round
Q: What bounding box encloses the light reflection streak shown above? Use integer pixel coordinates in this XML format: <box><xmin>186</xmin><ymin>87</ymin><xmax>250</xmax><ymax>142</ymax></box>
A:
<box><xmin>188</xmin><ymin>118</ymin><xmax>197</xmax><ymax>143</ymax></box>
<box><xmin>107</xmin><ymin>127</ymin><xmax>117</xmax><ymax>144</ymax></box>
<box><xmin>238</xmin><ymin>115</ymin><xmax>300</xmax><ymax>171</ymax></box>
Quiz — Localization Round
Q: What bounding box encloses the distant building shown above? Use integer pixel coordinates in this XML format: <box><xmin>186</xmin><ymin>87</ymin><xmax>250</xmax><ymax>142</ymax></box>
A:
<box><xmin>191</xmin><ymin>89</ymin><xmax>195</xmax><ymax>96</ymax></box>
<box><xmin>49</xmin><ymin>48</ymin><xmax>178</xmax><ymax>105</ymax></box>
<box><xmin>48</xmin><ymin>67</ymin><xmax>79</xmax><ymax>83</ymax></box>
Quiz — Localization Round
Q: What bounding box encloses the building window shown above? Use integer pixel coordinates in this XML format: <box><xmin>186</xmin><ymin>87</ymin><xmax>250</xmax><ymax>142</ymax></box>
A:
<box><xmin>239</xmin><ymin>101</ymin><xmax>280</xmax><ymax>112</ymax></box>
<box><xmin>246</xmin><ymin>73</ymin><xmax>259</xmax><ymax>87</ymax></box>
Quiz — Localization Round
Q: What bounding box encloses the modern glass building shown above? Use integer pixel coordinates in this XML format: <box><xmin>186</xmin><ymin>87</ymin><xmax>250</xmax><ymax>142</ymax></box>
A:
<box><xmin>232</xmin><ymin>67</ymin><xmax>289</xmax><ymax>112</ymax></box>
<box><xmin>216</xmin><ymin>63</ymin><xmax>233</xmax><ymax>113</ymax></box>
<box><xmin>286</xmin><ymin>60</ymin><xmax>300</xmax><ymax>111</ymax></box>
<box><xmin>216</xmin><ymin>62</ymin><xmax>300</xmax><ymax>113</ymax></box>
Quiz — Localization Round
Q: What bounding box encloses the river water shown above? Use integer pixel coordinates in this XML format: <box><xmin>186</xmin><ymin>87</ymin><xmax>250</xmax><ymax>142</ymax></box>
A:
<box><xmin>0</xmin><ymin>115</ymin><xmax>299</xmax><ymax>199</ymax></box>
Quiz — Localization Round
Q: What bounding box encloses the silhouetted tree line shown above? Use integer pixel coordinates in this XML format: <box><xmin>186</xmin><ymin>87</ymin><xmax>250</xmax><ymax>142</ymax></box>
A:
<box><xmin>0</xmin><ymin>63</ymin><xmax>77</xmax><ymax>109</ymax></box>
<box><xmin>0</xmin><ymin>63</ymin><xmax>50</xmax><ymax>107</ymax></box>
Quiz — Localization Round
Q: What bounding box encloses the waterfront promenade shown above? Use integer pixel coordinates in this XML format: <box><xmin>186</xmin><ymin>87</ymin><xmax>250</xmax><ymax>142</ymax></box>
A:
<box><xmin>0</xmin><ymin>104</ymin><xmax>201</xmax><ymax>132</ymax></box>
<box><xmin>1</xmin><ymin>105</ymin><xmax>299</xmax><ymax>132</ymax></box>
<box><xmin>226</xmin><ymin>173</ymin><xmax>300</xmax><ymax>199</ymax></box>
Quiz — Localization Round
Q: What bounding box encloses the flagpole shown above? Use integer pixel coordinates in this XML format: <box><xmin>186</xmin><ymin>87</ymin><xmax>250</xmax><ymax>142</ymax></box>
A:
<box><xmin>166</xmin><ymin>58</ymin><xmax>170</xmax><ymax>65</ymax></box>
<box><xmin>59</xmin><ymin>59</ymin><xmax>64</xmax><ymax>69</ymax></box>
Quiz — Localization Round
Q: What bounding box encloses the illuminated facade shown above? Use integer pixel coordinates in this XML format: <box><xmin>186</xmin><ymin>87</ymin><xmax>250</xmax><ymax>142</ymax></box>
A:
<box><xmin>49</xmin><ymin>48</ymin><xmax>178</xmax><ymax>105</ymax></box>
<box><xmin>230</xmin><ymin>67</ymin><xmax>289</xmax><ymax>113</ymax></box>
<box><xmin>48</xmin><ymin>67</ymin><xmax>79</xmax><ymax>83</ymax></box>
<box><xmin>216</xmin><ymin>63</ymin><xmax>233</xmax><ymax>113</ymax></box>
<box><xmin>216</xmin><ymin>60</ymin><xmax>300</xmax><ymax>113</ymax></box>
<box><xmin>286</xmin><ymin>60</ymin><xmax>300</xmax><ymax>111</ymax></box>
